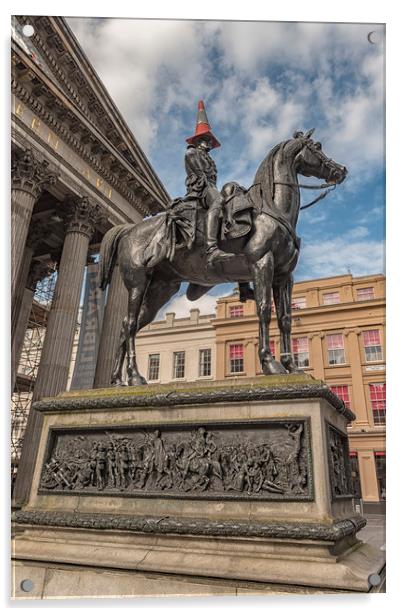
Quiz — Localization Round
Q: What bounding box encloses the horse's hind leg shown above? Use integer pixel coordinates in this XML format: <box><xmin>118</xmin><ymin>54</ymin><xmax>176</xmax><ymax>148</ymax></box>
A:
<box><xmin>273</xmin><ymin>275</ymin><xmax>300</xmax><ymax>373</ymax></box>
<box><xmin>110</xmin><ymin>317</ymin><xmax>128</xmax><ymax>386</ymax></box>
<box><xmin>137</xmin><ymin>276</ymin><xmax>180</xmax><ymax>332</ymax></box>
<box><xmin>126</xmin><ymin>272</ymin><xmax>150</xmax><ymax>386</ymax></box>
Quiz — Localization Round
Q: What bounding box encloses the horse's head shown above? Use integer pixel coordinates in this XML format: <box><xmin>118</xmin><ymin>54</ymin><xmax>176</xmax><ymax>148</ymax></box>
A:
<box><xmin>293</xmin><ymin>129</ymin><xmax>347</xmax><ymax>185</ymax></box>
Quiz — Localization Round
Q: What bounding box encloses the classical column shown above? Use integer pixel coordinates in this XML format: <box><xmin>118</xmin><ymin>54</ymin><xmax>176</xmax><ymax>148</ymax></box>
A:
<box><xmin>344</xmin><ymin>328</ymin><xmax>367</xmax><ymax>425</ymax></box>
<box><xmin>11</xmin><ymin>260</ymin><xmax>55</xmax><ymax>391</ymax></box>
<box><xmin>308</xmin><ymin>332</ymin><xmax>325</xmax><ymax>380</ymax></box>
<box><xmin>11</xmin><ymin>150</ymin><xmax>57</xmax><ymax>303</ymax></box>
<box><xmin>93</xmin><ymin>263</ymin><xmax>128</xmax><ymax>388</ymax></box>
<box><xmin>11</xmin><ymin>221</ymin><xmax>52</xmax><ymax>366</ymax></box>
<box><xmin>13</xmin><ymin>196</ymin><xmax>102</xmax><ymax>507</ymax></box>
<box><xmin>244</xmin><ymin>338</ymin><xmax>257</xmax><ymax>377</ymax></box>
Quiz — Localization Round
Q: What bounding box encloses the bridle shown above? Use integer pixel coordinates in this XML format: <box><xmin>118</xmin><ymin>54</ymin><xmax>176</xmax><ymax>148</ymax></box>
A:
<box><xmin>274</xmin><ymin>139</ymin><xmax>341</xmax><ymax>210</ymax></box>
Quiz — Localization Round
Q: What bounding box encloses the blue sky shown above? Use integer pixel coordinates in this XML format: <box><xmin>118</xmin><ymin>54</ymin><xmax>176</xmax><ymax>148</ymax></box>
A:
<box><xmin>68</xmin><ymin>18</ymin><xmax>385</xmax><ymax>317</ymax></box>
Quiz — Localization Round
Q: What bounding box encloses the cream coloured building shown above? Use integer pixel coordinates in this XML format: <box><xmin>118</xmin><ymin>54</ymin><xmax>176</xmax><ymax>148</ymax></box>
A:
<box><xmin>136</xmin><ymin>309</ymin><xmax>216</xmax><ymax>384</ymax></box>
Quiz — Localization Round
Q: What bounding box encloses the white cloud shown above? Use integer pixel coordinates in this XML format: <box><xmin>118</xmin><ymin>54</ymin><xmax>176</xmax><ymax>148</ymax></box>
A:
<box><xmin>157</xmin><ymin>292</ymin><xmax>218</xmax><ymax>319</ymax></box>
<box><xmin>297</xmin><ymin>232</ymin><xmax>385</xmax><ymax>280</ymax></box>
<box><xmin>68</xmin><ymin>18</ymin><xmax>385</xmax><ymax>188</ymax></box>
<box><xmin>68</xmin><ymin>18</ymin><xmax>216</xmax><ymax>152</ymax></box>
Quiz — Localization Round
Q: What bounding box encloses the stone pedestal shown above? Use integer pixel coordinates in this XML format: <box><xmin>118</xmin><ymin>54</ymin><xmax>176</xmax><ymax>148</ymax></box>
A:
<box><xmin>12</xmin><ymin>375</ymin><xmax>385</xmax><ymax>597</ymax></box>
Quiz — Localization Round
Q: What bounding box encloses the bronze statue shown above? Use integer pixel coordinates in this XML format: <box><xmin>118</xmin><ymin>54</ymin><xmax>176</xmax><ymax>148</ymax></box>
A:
<box><xmin>99</xmin><ymin>122</ymin><xmax>347</xmax><ymax>386</ymax></box>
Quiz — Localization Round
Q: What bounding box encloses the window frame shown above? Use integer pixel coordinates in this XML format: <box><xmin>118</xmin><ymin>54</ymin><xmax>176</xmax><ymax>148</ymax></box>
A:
<box><xmin>292</xmin><ymin>336</ymin><xmax>309</xmax><ymax>367</ymax></box>
<box><xmin>326</xmin><ymin>333</ymin><xmax>346</xmax><ymax>366</ymax></box>
<box><xmin>362</xmin><ymin>329</ymin><xmax>383</xmax><ymax>363</ymax></box>
<box><xmin>357</xmin><ymin>286</ymin><xmax>375</xmax><ymax>301</ymax></box>
<box><xmin>323</xmin><ymin>291</ymin><xmax>340</xmax><ymax>305</ymax></box>
<box><xmin>229</xmin><ymin>304</ymin><xmax>244</xmax><ymax>318</ymax></box>
<box><xmin>369</xmin><ymin>382</ymin><xmax>386</xmax><ymax>426</ymax></box>
<box><xmin>147</xmin><ymin>353</ymin><xmax>160</xmax><ymax>381</ymax></box>
<box><xmin>291</xmin><ymin>296</ymin><xmax>307</xmax><ymax>310</ymax></box>
<box><xmin>172</xmin><ymin>350</ymin><xmax>186</xmax><ymax>380</ymax></box>
<box><xmin>228</xmin><ymin>342</ymin><xmax>245</xmax><ymax>374</ymax></box>
<box><xmin>199</xmin><ymin>348</ymin><xmax>212</xmax><ymax>377</ymax></box>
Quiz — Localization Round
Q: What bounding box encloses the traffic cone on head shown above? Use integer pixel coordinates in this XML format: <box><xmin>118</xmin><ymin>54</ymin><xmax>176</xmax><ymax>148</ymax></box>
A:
<box><xmin>186</xmin><ymin>100</ymin><xmax>221</xmax><ymax>149</ymax></box>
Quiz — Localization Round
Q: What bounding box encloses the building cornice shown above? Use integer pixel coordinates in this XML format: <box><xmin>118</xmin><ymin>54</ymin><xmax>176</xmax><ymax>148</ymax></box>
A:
<box><xmin>11</xmin><ymin>67</ymin><xmax>155</xmax><ymax>217</ymax></box>
<box><xmin>12</xmin><ymin>16</ymin><xmax>170</xmax><ymax>214</ymax></box>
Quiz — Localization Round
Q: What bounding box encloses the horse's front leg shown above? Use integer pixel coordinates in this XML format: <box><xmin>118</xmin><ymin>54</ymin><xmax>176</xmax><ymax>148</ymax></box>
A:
<box><xmin>273</xmin><ymin>276</ymin><xmax>300</xmax><ymax>373</ymax></box>
<box><xmin>252</xmin><ymin>253</ymin><xmax>287</xmax><ymax>375</ymax></box>
<box><xmin>126</xmin><ymin>279</ymin><xmax>149</xmax><ymax>386</ymax></box>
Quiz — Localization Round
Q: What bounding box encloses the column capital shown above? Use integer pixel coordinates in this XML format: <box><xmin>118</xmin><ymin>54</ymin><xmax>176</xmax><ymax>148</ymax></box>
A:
<box><xmin>63</xmin><ymin>195</ymin><xmax>105</xmax><ymax>239</ymax></box>
<box><xmin>343</xmin><ymin>327</ymin><xmax>362</xmax><ymax>337</ymax></box>
<box><xmin>12</xmin><ymin>149</ymin><xmax>58</xmax><ymax>199</ymax></box>
<box><xmin>308</xmin><ymin>331</ymin><xmax>325</xmax><ymax>340</ymax></box>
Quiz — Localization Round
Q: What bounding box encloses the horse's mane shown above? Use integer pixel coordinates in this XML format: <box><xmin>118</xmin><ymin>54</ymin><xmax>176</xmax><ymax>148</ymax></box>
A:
<box><xmin>253</xmin><ymin>139</ymin><xmax>296</xmax><ymax>207</ymax></box>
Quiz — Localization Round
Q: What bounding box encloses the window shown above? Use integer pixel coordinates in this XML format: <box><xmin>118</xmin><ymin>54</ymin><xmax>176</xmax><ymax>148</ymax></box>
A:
<box><xmin>292</xmin><ymin>296</ymin><xmax>306</xmax><ymax>310</ymax></box>
<box><xmin>330</xmin><ymin>385</ymin><xmax>350</xmax><ymax>406</ymax></box>
<box><xmin>173</xmin><ymin>351</ymin><xmax>185</xmax><ymax>379</ymax></box>
<box><xmin>229</xmin><ymin>343</ymin><xmax>244</xmax><ymax>373</ymax></box>
<box><xmin>323</xmin><ymin>291</ymin><xmax>340</xmax><ymax>305</ymax></box>
<box><xmin>363</xmin><ymin>329</ymin><xmax>383</xmax><ymax>362</ymax></box>
<box><xmin>370</xmin><ymin>383</ymin><xmax>386</xmax><ymax>425</ymax></box>
<box><xmin>326</xmin><ymin>334</ymin><xmax>346</xmax><ymax>365</ymax></box>
<box><xmin>199</xmin><ymin>348</ymin><xmax>211</xmax><ymax>377</ymax></box>
<box><xmin>357</xmin><ymin>287</ymin><xmax>375</xmax><ymax>301</ymax></box>
<box><xmin>375</xmin><ymin>452</ymin><xmax>386</xmax><ymax>500</ymax></box>
<box><xmin>229</xmin><ymin>305</ymin><xmax>244</xmax><ymax>318</ymax></box>
<box><xmin>292</xmin><ymin>337</ymin><xmax>309</xmax><ymax>367</ymax></box>
<box><xmin>147</xmin><ymin>354</ymin><xmax>160</xmax><ymax>381</ymax></box>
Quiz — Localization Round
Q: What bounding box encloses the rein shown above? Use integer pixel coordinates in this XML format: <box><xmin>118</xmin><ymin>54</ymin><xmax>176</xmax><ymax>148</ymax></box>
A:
<box><xmin>274</xmin><ymin>180</ymin><xmax>337</xmax><ymax>210</ymax></box>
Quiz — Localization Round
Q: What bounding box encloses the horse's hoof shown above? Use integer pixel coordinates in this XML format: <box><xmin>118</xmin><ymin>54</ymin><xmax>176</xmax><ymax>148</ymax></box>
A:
<box><xmin>262</xmin><ymin>358</ymin><xmax>287</xmax><ymax>375</ymax></box>
<box><xmin>280</xmin><ymin>356</ymin><xmax>301</xmax><ymax>374</ymax></box>
<box><xmin>111</xmin><ymin>379</ymin><xmax>127</xmax><ymax>387</ymax></box>
<box><xmin>127</xmin><ymin>375</ymin><xmax>148</xmax><ymax>386</ymax></box>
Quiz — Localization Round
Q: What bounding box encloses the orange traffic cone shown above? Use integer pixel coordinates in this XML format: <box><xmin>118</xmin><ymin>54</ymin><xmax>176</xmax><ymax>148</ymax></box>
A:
<box><xmin>186</xmin><ymin>100</ymin><xmax>221</xmax><ymax>149</ymax></box>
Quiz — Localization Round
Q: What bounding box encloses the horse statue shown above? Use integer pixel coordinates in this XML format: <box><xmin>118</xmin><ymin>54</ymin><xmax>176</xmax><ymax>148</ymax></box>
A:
<box><xmin>98</xmin><ymin>129</ymin><xmax>347</xmax><ymax>386</ymax></box>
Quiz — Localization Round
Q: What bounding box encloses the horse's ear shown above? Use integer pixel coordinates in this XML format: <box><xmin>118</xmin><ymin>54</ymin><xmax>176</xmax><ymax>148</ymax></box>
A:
<box><xmin>304</xmin><ymin>128</ymin><xmax>315</xmax><ymax>139</ymax></box>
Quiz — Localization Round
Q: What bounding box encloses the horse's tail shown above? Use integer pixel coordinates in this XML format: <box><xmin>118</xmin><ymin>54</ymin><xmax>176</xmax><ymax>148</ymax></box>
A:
<box><xmin>98</xmin><ymin>224</ymin><xmax>135</xmax><ymax>290</ymax></box>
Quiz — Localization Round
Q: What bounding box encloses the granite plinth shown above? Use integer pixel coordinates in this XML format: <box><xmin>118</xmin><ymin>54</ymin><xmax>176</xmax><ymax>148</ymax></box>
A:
<box><xmin>12</xmin><ymin>375</ymin><xmax>385</xmax><ymax>596</ymax></box>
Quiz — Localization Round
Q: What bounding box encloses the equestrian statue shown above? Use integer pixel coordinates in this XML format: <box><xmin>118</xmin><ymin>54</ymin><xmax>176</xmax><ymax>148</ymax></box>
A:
<box><xmin>98</xmin><ymin>101</ymin><xmax>347</xmax><ymax>386</ymax></box>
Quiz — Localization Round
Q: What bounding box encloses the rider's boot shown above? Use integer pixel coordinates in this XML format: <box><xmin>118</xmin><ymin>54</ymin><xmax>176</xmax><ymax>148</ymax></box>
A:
<box><xmin>206</xmin><ymin>206</ymin><xmax>235</xmax><ymax>265</ymax></box>
<box><xmin>238</xmin><ymin>282</ymin><xmax>255</xmax><ymax>302</ymax></box>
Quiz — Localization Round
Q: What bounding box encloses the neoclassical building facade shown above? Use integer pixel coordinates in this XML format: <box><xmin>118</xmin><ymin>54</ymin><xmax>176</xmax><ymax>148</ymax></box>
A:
<box><xmin>11</xmin><ymin>16</ymin><xmax>170</xmax><ymax>505</ymax></box>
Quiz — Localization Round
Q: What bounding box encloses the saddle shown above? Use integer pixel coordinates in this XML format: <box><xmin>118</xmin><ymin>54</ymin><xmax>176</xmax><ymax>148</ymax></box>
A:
<box><xmin>220</xmin><ymin>182</ymin><xmax>254</xmax><ymax>240</ymax></box>
<box><xmin>142</xmin><ymin>184</ymin><xmax>255</xmax><ymax>267</ymax></box>
<box><xmin>169</xmin><ymin>182</ymin><xmax>254</xmax><ymax>244</ymax></box>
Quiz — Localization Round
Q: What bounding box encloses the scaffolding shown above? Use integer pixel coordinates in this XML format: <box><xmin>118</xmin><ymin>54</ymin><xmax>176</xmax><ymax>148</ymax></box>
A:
<box><xmin>11</xmin><ymin>271</ymin><xmax>57</xmax><ymax>488</ymax></box>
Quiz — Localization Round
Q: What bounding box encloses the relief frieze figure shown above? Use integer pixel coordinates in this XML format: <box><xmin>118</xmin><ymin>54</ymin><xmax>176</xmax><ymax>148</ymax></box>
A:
<box><xmin>326</xmin><ymin>423</ymin><xmax>354</xmax><ymax>499</ymax></box>
<box><xmin>39</xmin><ymin>420</ymin><xmax>313</xmax><ymax>501</ymax></box>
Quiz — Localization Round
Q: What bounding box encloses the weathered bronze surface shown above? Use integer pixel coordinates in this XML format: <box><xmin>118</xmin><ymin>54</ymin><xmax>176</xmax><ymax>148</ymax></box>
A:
<box><xmin>98</xmin><ymin>129</ymin><xmax>347</xmax><ymax>386</ymax></box>
<box><xmin>32</xmin><ymin>377</ymin><xmax>356</xmax><ymax>422</ymax></box>
<box><xmin>326</xmin><ymin>422</ymin><xmax>354</xmax><ymax>500</ymax></box>
<box><xmin>38</xmin><ymin>420</ymin><xmax>313</xmax><ymax>501</ymax></box>
<box><xmin>13</xmin><ymin>509</ymin><xmax>366</xmax><ymax>540</ymax></box>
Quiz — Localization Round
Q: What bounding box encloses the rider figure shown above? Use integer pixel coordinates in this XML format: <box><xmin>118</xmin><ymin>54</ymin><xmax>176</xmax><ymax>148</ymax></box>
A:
<box><xmin>185</xmin><ymin>101</ymin><xmax>254</xmax><ymax>300</ymax></box>
<box><xmin>185</xmin><ymin>101</ymin><xmax>233</xmax><ymax>265</ymax></box>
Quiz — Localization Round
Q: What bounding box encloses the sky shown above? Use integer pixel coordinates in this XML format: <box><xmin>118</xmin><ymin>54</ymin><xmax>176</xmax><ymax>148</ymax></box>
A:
<box><xmin>67</xmin><ymin>18</ymin><xmax>386</xmax><ymax>318</ymax></box>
